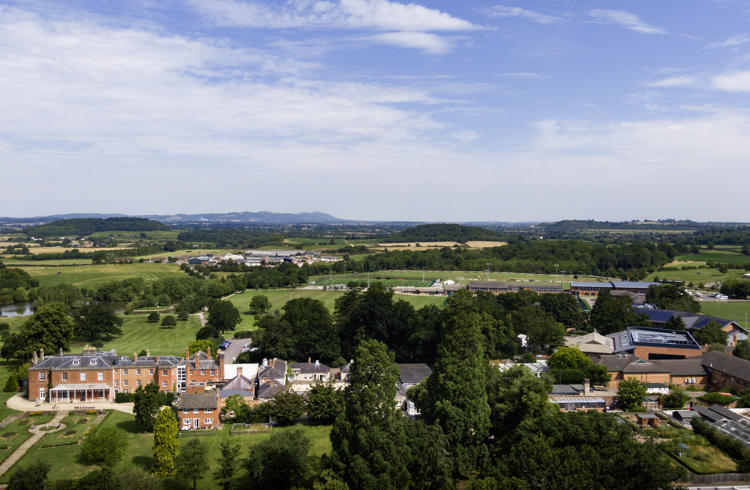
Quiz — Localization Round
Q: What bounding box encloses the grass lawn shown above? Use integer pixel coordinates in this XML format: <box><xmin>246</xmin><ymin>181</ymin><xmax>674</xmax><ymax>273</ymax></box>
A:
<box><xmin>227</xmin><ymin>288</ymin><xmax>446</xmax><ymax>332</ymax></box>
<box><xmin>699</xmin><ymin>301</ymin><xmax>750</xmax><ymax>326</ymax></box>
<box><xmin>1</xmin><ymin>258</ymin><xmax>93</xmax><ymax>266</ymax></box>
<box><xmin>646</xmin><ymin>267</ymin><xmax>747</xmax><ymax>285</ymax></box>
<box><xmin>74</xmin><ymin>314</ymin><xmax>203</xmax><ymax>357</ymax></box>
<box><xmin>18</xmin><ymin>262</ymin><xmax>184</xmax><ymax>288</ymax></box>
<box><xmin>0</xmin><ymin>414</ymin><xmax>55</xmax><ymax>466</ymax></box>
<box><xmin>39</xmin><ymin>412</ymin><xmax>103</xmax><ymax>447</ymax></box>
<box><xmin>644</xmin><ymin>424</ymin><xmax>738</xmax><ymax>474</ymax></box>
<box><xmin>2</xmin><ymin>410</ymin><xmax>331</xmax><ymax>488</ymax></box>
<box><xmin>678</xmin><ymin>250</ymin><xmax>750</xmax><ymax>265</ymax></box>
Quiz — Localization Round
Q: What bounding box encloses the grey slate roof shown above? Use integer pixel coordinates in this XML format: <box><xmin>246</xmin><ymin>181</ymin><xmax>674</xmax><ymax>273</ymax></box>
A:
<box><xmin>652</xmin><ymin>358</ymin><xmax>706</xmax><ymax>376</ymax></box>
<box><xmin>702</xmin><ymin>351</ymin><xmax>750</xmax><ymax>382</ymax></box>
<box><xmin>291</xmin><ymin>362</ymin><xmax>330</xmax><ymax>374</ymax></box>
<box><xmin>220</xmin><ymin>375</ymin><xmax>254</xmax><ymax>398</ymax></box>
<box><xmin>179</xmin><ymin>351</ymin><xmax>220</xmax><ymax>370</ymax></box>
<box><xmin>398</xmin><ymin>363</ymin><xmax>432</xmax><ymax>385</ymax></box>
<box><xmin>29</xmin><ymin>351</ymin><xmax>182</xmax><ymax>370</ymax></box>
<box><xmin>256</xmin><ymin>380</ymin><xmax>284</xmax><ymax>399</ymax></box>
<box><xmin>258</xmin><ymin>359</ymin><xmax>287</xmax><ymax>381</ymax></box>
<box><xmin>595</xmin><ymin>354</ymin><xmax>708</xmax><ymax>377</ymax></box>
<box><xmin>570</xmin><ymin>282</ymin><xmax>613</xmax><ymax>289</ymax></box>
<box><xmin>177</xmin><ymin>392</ymin><xmax>219</xmax><ymax>410</ymax></box>
<box><xmin>551</xmin><ymin>384</ymin><xmax>584</xmax><ymax>395</ymax></box>
<box><xmin>708</xmin><ymin>404</ymin><xmax>743</xmax><ymax>422</ymax></box>
<box><xmin>607</xmin><ymin>326</ymin><xmax>701</xmax><ymax>353</ymax></box>
<box><xmin>694</xmin><ymin>404</ymin><xmax>724</xmax><ymax>423</ymax></box>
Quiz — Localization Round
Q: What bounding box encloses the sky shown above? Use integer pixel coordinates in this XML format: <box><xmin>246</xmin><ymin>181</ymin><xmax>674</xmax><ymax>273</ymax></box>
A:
<box><xmin>2</xmin><ymin>0</ymin><xmax>750</xmax><ymax>222</ymax></box>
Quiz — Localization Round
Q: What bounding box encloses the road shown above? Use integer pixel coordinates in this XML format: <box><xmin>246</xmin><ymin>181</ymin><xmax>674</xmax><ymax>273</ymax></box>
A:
<box><xmin>222</xmin><ymin>338</ymin><xmax>251</xmax><ymax>364</ymax></box>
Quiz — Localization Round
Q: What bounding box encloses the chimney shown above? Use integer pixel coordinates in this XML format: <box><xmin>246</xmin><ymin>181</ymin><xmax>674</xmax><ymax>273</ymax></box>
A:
<box><xmin>308</xmin><ymin>356</ymin><xmax>311</xmax><ymax>363</ymax></box>
<box><xmin>32</xmin><ymin>352</ymin><xmax>38</xmax><ymax>365</ymax></box>
<box><xmin>207</xmin><ymin>346</ymin><xmax>211</xmax><ymax>360</ymax></box>
<box><xmin>583</xmin><ymin>378</ymin><xmax>591</xmax><ymax>396</ymax></box>
<box><xmin>146</xmin><ymin>349</ymin><xmax>150</xmax><ymax>357</ymax></box>
<box><xmin>40</xmin><ymin>348</ymin><xmax>44</xmax><ymax>361</ymax></box>
<box><xmin>58</xmin><ymin>347</ymin><xmax>63</xmax><ymax>357</ymax></box>
<box><xmin>156</xmin><ymin>356</ymin><xmax>160</xmax><ymax>364</ymax></box>
<box><xmin>315</xmin><ymin>359</ymin><xmax>320</xmax><ymax>367</ymax></box>
<box><xmin>262</xmin><ymin>358</ymin><xmax>268</xmax><ymax>367</ymax></box>
<box><xmin>219</xmin><ymin>354</ymin><xmax>225</xmax><ymax>380</ymax></box>
<box><xmin>185</xmin><ymin>347</ymin><xmax>190</xmax><ymax>360</ymax></box>
<box><xmin>133</xmin><ymin>352</ymin><xmax>137</xmax><ymax>362</ymax></box>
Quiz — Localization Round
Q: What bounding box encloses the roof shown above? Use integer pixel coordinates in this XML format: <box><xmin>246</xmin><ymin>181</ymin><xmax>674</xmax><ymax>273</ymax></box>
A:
<box><xmin>50</xmin><ymin>383</ymin><xmax>110</xmax><ymax>391</ymax></box>
<box><xmin>694</xmin><ymin>404</ymin><xmax>724</xmax><ymax>423</ymax></box>
<box><xmin>570</xmin><ymin>282</ymin><xmax>612</xmax><ymax>289</ymax></box>
<box><xmin>708</xmin><ymin>404</ymin><xmax>744</xmax><ymax>422</ymax></box>
<box><xmin>177</xmin><ymin>392</ymin><xmax>219</xmax><ymax>410</ymax></box>
<box><xmin>564</xmin><ymin>332</ymin><xmax>614</xmax><ymax>354</ymax></box>
<box><xmin>468</xmin><ymin>281</ymin><xmax>509</xmax><ymax>289</ymax></box>
<box><xmin>221</xmin><ymin>375</ymin><xmax>255</xmax><ymax>398</ymax></box>
<box><xmin>611</xmin><ymin>281</ymin><xmax>659</xmax><ymax>289</ymax></box>
<box><xmin>652</xmin><ymin>358</ymin><xmax>706</xmax><ymax>376</ymax></box>
<box><xmin>29</xmin><ymin>351</ymin><xmax>182</xmax><ymax>370</ymax></box>
<box><xmin>179</xmin><ymin>351</ymin><xmax>220</xmax><ymax>370</ymax></box>
<box><xmin>398</xmin><ymin>363</ymin><xmax>432</xmax><ymax>385</ymax></box>
<box><xmin>291</xmin><ymin>362</ymin><xmax>330</xmax><ymax>374</ymax></box>
<box><xmin>702</xmin><ymin>351</ymin><xmax>750</xmax><ymax>382</ymax></box>
<box><xmin>223</xmin><ymin>363</ymin><xmax>259</xmax><ymax>380</ymax></box>
<box><xmin>549</xmin><ymin>395</ymin><xmax>606</xmax><ymax>404</ymax></box>
<box><xmin>256</xmin><ymin>380</ymin><xmax>284</xmax><ymax>399</ymax></box>
<box><xmin>622</xmin><ymin>360</ymin><xmax>670</xmax><ymax>374</ymax></box>
<box><xmin>607</xmin><ymin>326</ymin><xmax>701</xmax><ymax>353</ymax></box>
<box><xmin>635</xmin><ymin>307</ymin><xmax>745</xmax><ymax>333</ymax></box>
<box><xmin>551</xmin><ymin>384</ymin><xmax>584</xmax><ymax>395</ymax></box>
<box><xmin>258</xmin><ymin>359</ymin><xmax>287</xmax><ymax>381</ymax></box>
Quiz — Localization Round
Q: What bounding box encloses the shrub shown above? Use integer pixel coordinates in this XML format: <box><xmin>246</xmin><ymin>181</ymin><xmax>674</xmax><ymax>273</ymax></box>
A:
<box><xmin>147</xmin><ymin>312</ymin><xmax>160</xmax><ymax>323</ymax></box>
<box><xmin>698</xmin><ymin>392</ymin><xmax>737</xmax><ymax>406</ymax></box>
<box><xmin>3</xmin><ymin>374</ymin><xmax>18</xmax><ymax>392</ymax></box>
<box><xmin>115</xmin><ymin>392</ymin><xmax>134</xmax><ymax>403</ymax></box>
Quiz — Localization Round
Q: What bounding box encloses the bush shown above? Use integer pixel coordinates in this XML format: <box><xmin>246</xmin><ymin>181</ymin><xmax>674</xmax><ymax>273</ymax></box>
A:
<box><xmin>161</xmin><ymin>315</ymin><xmax>177</xmax><ymax>328</ymax></box>
<box><xmin>234</xmin><ymin>330</ymin><xmax>253</xmax><ymax>339</ymax></box>
<box><xmin>698</xmin><ymin>392</ymin><xmax>737</xmax><ymax>406</ymax></box>
<box><xmin>177</xmin><ymin>311</ymin><xmax>189</xmax><ymax>321</ymax></box>
<box><xmin>147</xmin><ymin>312</ymin><xmax>160</xmax><ymax>323</ymax></box>
<box><xmin>115</xmin><ymin>392</ymin><xmax>134</xmax><ymax>403</ymax></box>
<box><xmin>691</xmin><ymin>418</ymin><xmax>750</xmax><ymax>471</ymax></box>
<box><xmin>662</xmin><ymin>386</ymin><xmax>689</xmax><ymax>409</ymax></box>
<box><xmin>3</xmin><ymin>374</ymin><xmax>18</xmax><ymax>392</ymax></box>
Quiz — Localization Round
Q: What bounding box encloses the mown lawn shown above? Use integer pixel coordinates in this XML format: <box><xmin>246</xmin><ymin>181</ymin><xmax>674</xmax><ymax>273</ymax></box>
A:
<box><xmin>699</xmin><ymin>301</ymin><xmax>750</xmax><ymax>325</ymax></box>
<box><xmin>2</xmin><ymin>410</ymin><xmax>331</xmax><ymax>489</ymax></box>
<box><xmin>74</xmin><ymin>314</ymin><xmax>203</xmax><ymax>357</ymax></box>
<box><xmin>39</xmin><ymin>412</ymin><xmax>102</xmax><ymax>447</ymax></box>
<box><xmin>0</xmin><ymin>414</ymin><xmax>55</xmax><ymax>466</ymax></box>
<box><xmin>646</xmin><ymin>267</ymin><xmax>747</xmax><ymax>285</ymax></box>
<box><xmin>18</xmin><ymin>262</ymin><xmax>184</xmax><ymax>288</ymax></box>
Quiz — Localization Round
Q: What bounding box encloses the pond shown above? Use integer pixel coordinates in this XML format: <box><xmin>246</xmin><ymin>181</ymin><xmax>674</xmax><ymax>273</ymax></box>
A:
<box><xmin>0</xmin><ymin>302</ymin><xmax>34</xmax><ymax>317</ymax></box>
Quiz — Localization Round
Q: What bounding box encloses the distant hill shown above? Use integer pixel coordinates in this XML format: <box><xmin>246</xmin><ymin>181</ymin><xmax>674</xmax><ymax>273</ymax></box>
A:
<box><xmin>383</xmin><ymin>224</ymin><xmax>506</xmax><ymax>243</ymax></box>
<box><xmin>26</xmin><ymin>217</ymin><xmax>171</xmax><ymax>237</ymax></box>
<box><xmin>143</xmin><ymin>211</ymin><xmax>344</xmax><ymax>225</ymax></box>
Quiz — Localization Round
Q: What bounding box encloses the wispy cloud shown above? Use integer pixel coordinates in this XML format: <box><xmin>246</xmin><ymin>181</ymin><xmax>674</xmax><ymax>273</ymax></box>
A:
<box><xmin>484</xmin><ymin>5</ymin><xmax>561</xmax><ymax>24</ymax></box>
<box><xmin>643</xmin><ymin>76</ymin><xmax>696</xmax><ymax>88</ymax></box>
<box><xmin>709</xmin><ymin>34</ymin><xmax>750</xmax><ymax>48</ymax></box>
<box><xmin>588</xmin><ymin>9</ymin><xmax>666</xmax><ymax>34</ymax></box>
<box><xmin>189</xmin><ymin>0</ymin><xmax>479</xmax><ymax>31</ymax></box>
<box><xmin>369</xmin><ymin>31</ymin><xmax>452</xmax><ymax>54</ymax></box>
<box><xmin>712</xmin><ymin>70</ymin><xmax>750</xmax><ymax>92</ymax></box>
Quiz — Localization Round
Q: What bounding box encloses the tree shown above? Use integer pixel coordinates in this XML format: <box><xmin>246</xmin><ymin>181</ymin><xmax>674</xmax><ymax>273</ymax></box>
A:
<box><xmin>307</xmin><ymin>383</ymin><xmax>345</xmax><ymax>424</ymax></box>
<box><xmin>646</xmin><ymin>284</ymin><xmax>700</xmax><ymax>313</ymax></box>
<box><xmin>134</xmin><ymin>383</ymin><xmax>161</xmax><ymax>431</ymax></box>
<box><xmin>662</xmin><ymin>385</ymin><xmax>689</xmax><ymax>409</ymax></box>
<box><xmin>147</xmin><ymin>312</ymin><xmax>160</xmax><ymax>323</ymax></box>
<box><xmin>176</xmin><ymin>439</ymin><xmax>209</xmax><ymax>490</ymax></box>
<box><xmin>73</xmin><ymin>467</ymin><xmax>122</xmax><ymax>490</ymax></box>
<box><xmin>539</xmin><ymin>293</ymin><xmax>587</xmax><ymax>330</ymax></box>
<box><xmin>208</xmin><ymin>300</ymin><xmax>241</xmax><ymax>333</ymax></box>
<box><xmin>188</xmin><ymin>339</ymin><xmax>218</xmax><ymax>356</ymax></box>
<box><xmin>7</xmin><ymin>461</ymin><xmax>50</xmax><ymax>490</ymax></box>
<box><xmin>486</xmin><ymin>365</ymin><xmax>551</xmax><ymax>440</ymax></box>
<box><xmin>215</xmin><ymin>439</ymin><xmax>241</xmax><ymax>490</ymax></box>
<box><xmin>250</xmin><ymin>295</ymin><xmax>272</xmax><ymax>315</ymax></box>
<box><xmin>415</xmin><ymin>290</ymin><xmax>490</xmax><ymax>475</ymax></box>
<box><xmin>161</xmin><ymin>315</ymin><xmax>176</xmax><ymax>328</ymax></box>
<box><xmin>329</xmin><ymin>339</ymin><xmax>411</xmax><ymax>489</ymax></box>
<box><xmin>3</xmin><ymin>374</ymin><xmax>18</xmax><ymax>392</ymax></box>
<box><xmin>617</xmin><ymin>378</ymin><xmax>647</xmax><ymax>411</ymax></box>
<box><xmin>268</xmin><ymin>390</ymin><xmax>306</xmax><ymax>425</ymax></box>
<box><xmin>692</xmin><ymin>321</ymin><xmax>728</xmax><ymax>346</ymax></box>
<box><xmin>548</xmin><ymin>346</ymin><xmax>590</xmax><ymax>371</ymax></box>
<box><xmin>547</xmin><ymin>346</ymin><xmax>610</xmax><ymax>385</ymax></box>
<box><xmin>73</xmin><ymin>303</ymin><xmax>123</xmax><ymax>341</ymax></box>
<box><xmin>79</xmin><ymin>428</ymin><xmax>128</xmax><ymax>467</ymax></box>
<box><xmin>152</xmin><ymin>408</ymin><xmax>178</xmax><ymax>476</ymax></box>
<box><xmin>589</xmin><ymin>291</ymin><xmax>648</xmax><ymax>335</ymax></box>
<box><xmin>511</xmin><ymin>306</ymin><xmax>565</xmax><ymax>355</ymax></box>
<box><xmin>247</xmin><ymin>428</ymin><xmax>312</xmax><ymax>490</ymax></box>
<box><xmin>177</xmin><ymin>310</ymin><xmax>190</xmax><ymax>321</ymax></box>
<box><xmin>736</xmin><ymin>339</ymin><xmax>750</xmax><ymax>361</ymax></box>
<box><xmin>3</xmin><ymin>303</ymin><xmax>74</xmax><ymax>362</ymax></box>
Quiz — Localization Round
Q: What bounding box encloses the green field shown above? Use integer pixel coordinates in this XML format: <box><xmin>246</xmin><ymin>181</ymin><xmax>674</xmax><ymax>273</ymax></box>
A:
<box><xmin>88</xmin><ymin>230</ymin><xmax>180</xmax><ymax>240</ymax></box>
<box><xmin>2</xmin><ymin>410</ymin><xmax>331</xmax><ymax>488</ymax></box>
<box><xmin>699</xmin><ymin>301</ymin><xmax>750</xmax><ymax>326</ymax></box>
<box><xmin>77</xmin><ymin>314</ymin><xmax>203</xmax><ymax>357</ymax></box>
<box><xmin>18</xmin><ymin>262</ymin><xmax>184</xmax><ymax>288</ymax></box>
<box><xmin>227</xmin><ymin>288</ymin><xmax>446</xmax><ymax>332</ymax></box>
<box><xmin>678</xmin><ymin>250</ymin><xmax>750</xmax><ymax>265</ymax></box>
<box><xmin>646</xmin><ymin>424</ymin><xmax>738</xmax><ymax>474</ymax></box>
<box><xmin>0</xmin><ymin>414</ymin><xmax>55</xmax><ymax>466</ymax></box>
<box><xmin>646</xmin><ymin>267</ymin><xmax>747</xmax><ymax>285</ymax></box>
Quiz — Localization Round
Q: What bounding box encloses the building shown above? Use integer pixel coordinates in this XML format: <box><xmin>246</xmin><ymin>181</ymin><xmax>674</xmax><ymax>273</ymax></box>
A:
<box><xmin>694</xmin><ymin>403</ymin><xmax>750</xmax><ymax>448</ymax></box>
<box><xmin>493</xmin><ymin>359</ymin><xmax>549</xmax><ymax>377</ymax></box>
<box><xmin>702</xmin><ymin>351</ymin><xmax>750</xmax><ymax>392</ymax></box>
<box><xmin>220</xmin><ymin>375</ymin><xmax>255</xmax><ymax>407</ymax></box>
<box><xmin>255</xmin><ymin>358</ymin><xmax>287</xmax><ymax>402</ymax></box>
<box><xmin>467</xmin><ymin>281</ymin><xmax>563</xmax><ymax>295</ymax></box>
<box><xmin>569</xmin><ymin>281</ymin><xmax>659</xmax><ymax>299</ymax></box>
<box><xmin>549</xmin><ymin>380</ymin><xmax>607</xmax><ymax>412</ymax></box>
<box><xmin>289</xmin><ymin>360</ymin><xmax>331</xmax><ymax>393</ymax></box>
<box><xmin>635</xmin><ymin>307</ymin><xmax>749</xmax><ymax>346</ymax></box>
<box><xmin>177</xmin><ymin>349</ymin><xmax>224</xmax><ymax>393</ymax></box>
<box><xmin>564</xmin><ymin>332</ymin><xmax>614</xmax><ymax>356</ymax></box>
<box><xmin>28</xmin><ymin>348</ymin><xmax>181</xmax><ymax>403</ymax></box>
<box><xmin>594</xmin><ymin>354</ymin><xmax>708</xmax><ymax>389</ymax></box>
<box><xmin>223</xmin><ymin>363</ymin><xmax>259</xmax><ymax>381</ymax></box>
<box><xmin>177</xmin><ymin>391</ymin><xmax>220</xmax><ymax>430</ymax></box>
<box><xmin>397</xmin><ymin>363</ymin><xmax>432</xmax><ymax>416</ymax></box>
<box><xmin>607</xmin><ymin>326</ymin><xmax>703</xmax><ymax>360</ymax></box>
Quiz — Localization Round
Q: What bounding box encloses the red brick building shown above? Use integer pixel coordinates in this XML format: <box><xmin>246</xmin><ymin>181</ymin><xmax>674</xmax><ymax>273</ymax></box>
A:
<box><xmin>177</xmin><ymin>391</ymin><xmax>220</xmax><ymax>430</ymax></box>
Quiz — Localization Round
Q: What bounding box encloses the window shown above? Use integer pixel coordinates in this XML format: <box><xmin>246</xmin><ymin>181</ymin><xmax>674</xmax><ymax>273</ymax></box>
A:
<box><xmin>162</xmin><ymin>381</ymin><xmax>167</xmax><ymax>387</ymax></box>
<box><xmin>123</xmin><ymin>380</ymin><xmax>128</xmax><ymax>386</ymax></box>
<box><xmin>114</xmin><ymin>380</ymin><xmax>118</xmax><ymax>386</ymax></box>
<box><xmin>183</xmin><ymin>409</ymin><xmax>189</xmax><ymax>414</ymax></box>
<box><xmin>201</xmin><ymin>370</ymin><xmax>205</xmax><ymax>376</ymax></box>
<box><xmin>137</xmin><ymin>380</ymin><xmax>142</xmax><ymax>387</ymax></box>
<box><xmin>123</xmin><ymin>369</ymin><xmax>128</xmax><ymax>375</ymax></box>
<box><xmin>162</xmin><ymin>370</ymin><xmax>168</xmax><ymax>376</ymax></box>
<box><xmin>39</xmin><ymin>388</ymin><xmax>45</xmax><ymax>400</ymax></box>
<box><xmin>62</xmin><ymin>372</ymin><xmax>67</xmax><ymax>381</ymax></box>
<box><xmin>80</xmin><ymin>372</ymin><xmax>86</xmax><ymax>381</ymax></box>
<box><xmin>204</xmin><ymin>409</ymin><xmax>212</xmax><ymax>413</ymax></box>
<box><xmin>193</xmin><ymin>408</ymin><xmax>199</xmax><ymax>413</ymax></box>
<box><xmin>204</xmin><ymin>418</ymin><xmax>212</xmax><ymax>424</ymax></box>
<box><xmin>123</xmin><ymin>389</ymin><xmax>128</xmax><ymax>393</ymax></box>
<box><xmin>98</xmin><ymin>372</ymin><xmax>103</xmax><ymax>381</ymax></box>
<box><xmin>136</xmin><ymin>369</ymin><xmax>141</xmax><ymax>375</ymax></box>
<box><xmin>149</xmin><ymin>369</ymin><xmax>154</xmax><ymax>375</ymax></box>
<box><xmin>90</xmin><ymin>359</ymin><xmax>97</xmax><ymax>365</ymax></box>
<box><xmin>72</xmin><ymin>359</ymin><xmax>79</xmax><ymax>366</ymax></box>
<box><xmin>210</xmin><ymin>370</ymin><xmax>214</xmax><ymax>376</ymax></box>
<box><xmin>38</xmin><ymin>372</ymin><xmax>45</xmax><ymax>381</ymax></box>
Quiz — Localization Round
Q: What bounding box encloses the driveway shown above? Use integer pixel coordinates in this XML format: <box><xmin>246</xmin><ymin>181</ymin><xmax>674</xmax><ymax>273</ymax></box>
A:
<box><xmin>221</xmin><ymin>339</ymin><xmax>251</xmax><ymax>364</ymax></box>
<box><xmin>6</xmin><ymin>394</ymin><xmax>134</xmax><ymax>414</ymax></box>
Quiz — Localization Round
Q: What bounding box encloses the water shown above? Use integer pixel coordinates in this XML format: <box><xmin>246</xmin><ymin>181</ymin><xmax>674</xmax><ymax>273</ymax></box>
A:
<box><xmin>0</xmin><ymin>302</ymin><xmax>34</xmax><ymax>317</ymax></box>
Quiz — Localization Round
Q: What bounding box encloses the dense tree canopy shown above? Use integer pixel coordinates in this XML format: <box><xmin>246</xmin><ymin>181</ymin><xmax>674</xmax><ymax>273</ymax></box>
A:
<box><xmin>1</xmin><ymin>303</ymin><xmax>74</xmax><ymax>362</ymax></box>
<box><xmin>73</xmin><ymin>303</ymin><xmax>123</xmax><ymax>341</ymax></box>
<box><xmin>646</xmin><ymin>284</ymin><xmax>700</xmax><ymax>312</ymax></box>
<box><xmin>589</xmin><ymin>291</ymin><xmax>649</xmax><ymax>335</ymax></box>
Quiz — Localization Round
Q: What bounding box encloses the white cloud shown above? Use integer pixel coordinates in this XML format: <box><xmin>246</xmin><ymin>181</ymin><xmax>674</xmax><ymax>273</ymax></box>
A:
<box><xmin>450</xmin><ymin>130</ymin><xmax>479</xmax><ymax>143</ymax></box>
<box><xmin>588</xmin><ymin>9</ymin><xmax>665</xmax><ymax>34</ymax></box>
<box><xmin>484</xmin><ymin>5</ymin><xmax>560</xmax><ymax>24</ymax></box>
<box><xmin>189</xmin><ymin>0</ymin><xmax>479</xmax><ymax>31</ymax></box>
<box><xmin>499</xmin><ymin>72</ymin><xmax>547</xmax><ymax>79</ymax></box>
<box><xmin>369</xmin><ymin>31</ymin><xmax>452</xmax><ymax>54</ymax></box>
<box><xmin>709</xmin><ymin>34</ymin><xmax>750</xmax><ymax>48</ymax></box>
<box><xmin>643</xmin><ymin>76</ymin><xmax>696</xmax><ymax>88</ymax></box>
<box><xmin>712</xmin><ymin>70</ymin><xmax>750</xmax><ymax>92</ymax></box>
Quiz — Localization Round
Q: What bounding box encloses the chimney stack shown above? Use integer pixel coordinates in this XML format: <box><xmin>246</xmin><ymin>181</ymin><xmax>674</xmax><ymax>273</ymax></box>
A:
<box><xmin>156</xmin><ymin>356</ymin><xmax>160</xmax><ymax>364</ymax></box>
<box><xmin>40</xmin><ymin>348</ymin><xmax>44</xmax><ymax>361</ymax></box>
<box><xmin>308</xmin><ymin>356</ymin><xmax>311</xmax><ymax>363</ymax></box>
<box><xmin>146</xmin><ymin>349</ymin><xmax>150</xmax><ymax>357</ymax></box>
<box><xmin>32</xmin><ymin>352</ymin><xmax>38</xmax><ymax>365</ymax></box>
<box><xmin>133</xmin><ymin>352</ymin><xmax>137</xmax><ymax>362</ymax></box>
<box><xmin>207</xmin><ymin>346</ymin><xmax>211</xmax><ymax>360</ymax></box>
<box><xmin>58</xmin><ymin>347</ymin><xmax>63</xmax><ymax>357</ymax></box>
<box><xmin>219</xmin><ymin>353</ymin><xmax>225</xmax><ymax>380</ymax></box>
<box><xmin>185</xmin><ymin>347</ymin><xmax>190</xmax><ymax>360</ymax></box>
<box><xmin>315</xmin><ymin>359</ymin><xmax>319</xmax><ymax>367</ymax></box>
<box><xmin>583</xmin><ymin>378</ymin><xmax>591</xmax><ymax>396</ymax></box>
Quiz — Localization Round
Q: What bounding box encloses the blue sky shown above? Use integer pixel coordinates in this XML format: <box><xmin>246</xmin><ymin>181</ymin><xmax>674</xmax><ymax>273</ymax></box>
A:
<box><xmin>2</xmin><ymin>0</ymin><xmax>750</xmax><ymax>221</ymax></box>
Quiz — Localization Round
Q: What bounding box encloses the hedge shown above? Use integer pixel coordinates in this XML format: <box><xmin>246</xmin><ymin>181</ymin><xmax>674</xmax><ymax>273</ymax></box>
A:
<box><xmin>691</xmin><ymin>418</ymin><xmax>750</xmax><ymax>472</ymax></box>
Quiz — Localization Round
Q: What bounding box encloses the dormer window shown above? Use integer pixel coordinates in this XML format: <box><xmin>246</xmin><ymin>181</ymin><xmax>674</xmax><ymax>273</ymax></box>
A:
<box><xmin>72</xmin><ymin>359</ymin><xmax>80</xmax><ymax>366</ymax></box>
<box><xmin>90</xmin><ymin>359</ymin><xmax>97</xmax><ymax>365</ymax></box>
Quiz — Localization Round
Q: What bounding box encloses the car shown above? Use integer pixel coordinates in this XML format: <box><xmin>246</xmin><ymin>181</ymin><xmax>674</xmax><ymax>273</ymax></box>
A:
<box><xmin>182</xmin><ymin>425</ymin><xmax>191</xmax><ymax>431</ymax></box>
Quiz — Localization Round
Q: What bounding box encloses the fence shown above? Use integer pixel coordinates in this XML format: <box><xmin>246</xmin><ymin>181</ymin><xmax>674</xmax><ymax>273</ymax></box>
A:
<box><xmin>686</xmin><ymin>473</ymin><xmax>750</xmax><ymax>484</ymax></box>
<box><xmin>231</xmin><ymin>423</ymin><xmax>272</xmax><ymax>435</ymax></box>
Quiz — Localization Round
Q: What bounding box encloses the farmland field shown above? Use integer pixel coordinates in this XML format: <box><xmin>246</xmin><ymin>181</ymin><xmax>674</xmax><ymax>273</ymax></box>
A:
<box><xmin>18</xmin><ymin>262</ymin><xmax>184</xmax><ymax>288</ymax></box>
<box><xmin>677</xmin><ymin>250</ymin><xmax>750</xmax><ymax>265</ymax></box>
<box><xmin>646</xmin><ymin>268</ymin><xmax>747</xmax><ymax>285</ymax></box>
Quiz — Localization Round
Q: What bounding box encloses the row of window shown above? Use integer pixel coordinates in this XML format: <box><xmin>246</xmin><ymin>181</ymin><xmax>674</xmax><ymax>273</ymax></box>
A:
<box><xmin>114</xmin><ymin>380</ymin><xmax>169</xmax><ymax>388</ymax></box>
<box><xmin>190</xmin><ymin>369</ymin><xmax>216</xmax><ymax>376</ymax></box>
<box><xmin>182</xmin><ymin>409</ymin><xmax>215</xmax><ymax>414</ymax></box>
<box><xmin>38</xmin><ymin>369</ymin><xmax>172</xmax><ymax>381</ymax></box>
